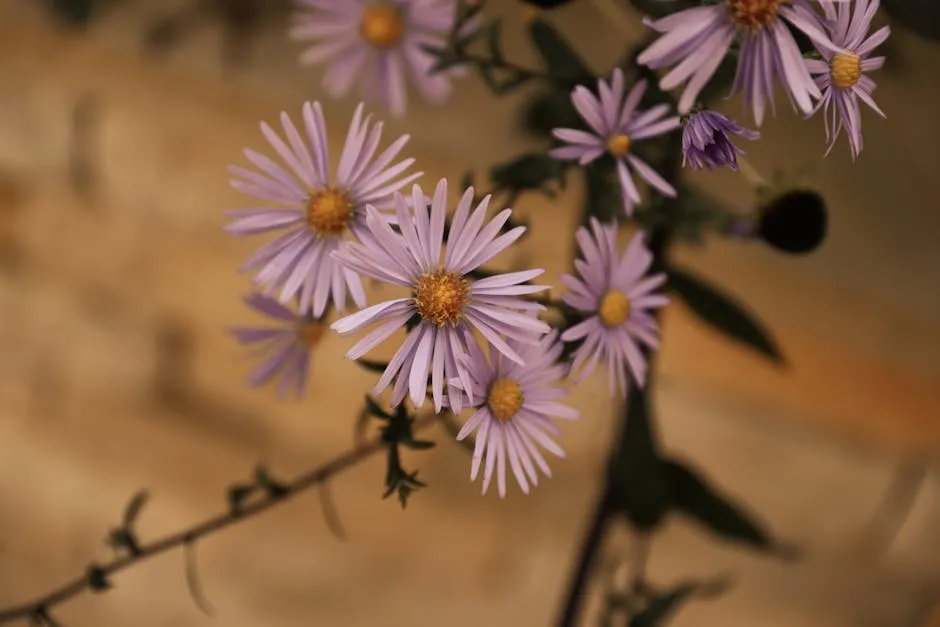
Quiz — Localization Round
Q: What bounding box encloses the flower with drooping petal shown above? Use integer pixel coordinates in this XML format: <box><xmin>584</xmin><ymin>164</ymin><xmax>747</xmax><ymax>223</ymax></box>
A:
<box><xmin>636</xmin><ymin>0</ymin><xmax>846</xmax><ymax>125</ymax></box>
<box><xmin>805</xmin><ymin>0</ymin><xmax>889</xmax><ymax>160</ymax></box>
<box><xmin>549</xmin><ymin>70</ymin><xmax>681</xmax><ymax>216</ymax></box>
<box><xmin>449</xmin><ymin>329</ymin><xmax>578</xmax><ymax>498</ymax></box>
<box><xmin>560</xmin><ymin>219</ymin><xmax>668</xmax><ymax>395</ymax></box>
<box><xmin>331</xmin><ymin>178</ymin><xmax>551</xmax><ymax>412</ymax></box>
<box><xmin>229</xmin><ymin>293</ymin><xmax>327</xmax><ymax>399</ymax></box>
<box><xmin>681</xmin><ymin>108</ymin><xmax>760</xmax><ymax>170</ymax></box>
<box><xmin>290</xmin><ymin>0</ymin><xmax>467</xmax><ymax>117</ymax></box>
<box><xmin>224</xmin><ymin>102</ymin><xmax>421</xmax><ymax>317</ymax></box>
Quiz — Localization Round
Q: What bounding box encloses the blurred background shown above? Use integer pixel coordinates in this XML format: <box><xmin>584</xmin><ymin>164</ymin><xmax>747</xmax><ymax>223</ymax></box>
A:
<box><xmin>0</xmin><ymin>0</ymin><xmax>938</xmax><ymax>625</ymax></box>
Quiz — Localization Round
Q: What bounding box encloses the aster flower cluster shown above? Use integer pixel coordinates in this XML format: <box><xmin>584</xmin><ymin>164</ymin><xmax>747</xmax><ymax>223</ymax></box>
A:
<box><xmin>222</xmin><ymin>0</ymin><xmax>889</xmax><ymax>499</ymax></box>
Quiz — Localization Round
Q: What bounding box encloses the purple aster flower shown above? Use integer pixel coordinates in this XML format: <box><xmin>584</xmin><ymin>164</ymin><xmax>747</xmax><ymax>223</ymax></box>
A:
<box><xmin>549</xmin><ymin>70</ymin><xmax>681</xmax><ymax>216</ymax></box>
<box><xmin>290</xmin><ymin>0</ymin><xmax>467</xmax><ymax>117</ymax></box>
<box><xmin>331</xmin><ymin>178</ymin><xmax>551</xmax><ymax>412</ymax></box>
<box><xmin>224</xmin><ymin>102</ymin><xmax>421</xmax><ymax>317</ymax></box>
<box><xmin>560</xmin><ymin>219</ymin><xmax>668</xmax><ymax>395</ymax></box>
<box><xmin>448</xmin><ymin>329</ymin><xmax>579</xmax><ymax>498</ymax></box>
<box><xmin>229</xmin><ymin>293</ymin><xmax>327</xmax><ymax>399</ymax></box>
<box><xmin>681</xmin><ymin>108</ymin><xmax>760</xmax><ymax>170</ymax></box>
<box><xmin>636</xmin><ymin>0</ymin><xmax>845</xmax><ymax>125</ymax></box>
<box><xmin>805</xmin><ymin>0</ymin><xmax>889</xmax><ymax>160</ymax></box>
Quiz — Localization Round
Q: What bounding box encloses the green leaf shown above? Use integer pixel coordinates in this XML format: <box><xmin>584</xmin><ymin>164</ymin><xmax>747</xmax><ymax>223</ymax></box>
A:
<box><xmin>356</xmin><ymin>358</ymin><xmax>389</xmax><ymax>374</ymax></box>
<box><xmin>460</xmin><ymin>170</ymin><xmax>475</xmax><ymax>192</ymax></box>
<box><xmin>527</xmin><ymin>18</ymin><xmax>593</xmax><ymax>85</ymax></box>
<box><xmin>86</xmin><ymin>564</ymin><xmax>111</xmax><ymax>591</ymax></box>
<box><xmin>364</xmin><ymin>395</ymin><xmax>393</xmax><ymax>420</ymax></box>
<box><xmin>628</xmin><ymin>581</ymin><xmax>701</xmax><ymax>627</ymax></box>
<box><xmin>405</xmin><ymin>312</ymin><xmax>422</xmax><ymax>332</ymax></box>
<box><xmin>106</xmin><ymin>528</ymin><xmax>142</xmax><ymax>556</ymax></box>
<box><xmin>254</xmin><ymin>465</ymin><xmax>289</xmax><ymax>498</ymax></box>
<box><xmin>667</xmin><ymin>267</ymin><xmax>785</xmax><ymax>363</ymax></box>
<box><xmin>518</xmin><ymin>88</ymin><xmax>581</xmax><ymax>140</ymax></box>
<box><xmin>227</xmin><ymin>484</ymin><xmax>256</xmax><ymax>513</ymax></box>
<box><xmin>490</xmin><ymin>153</ymin><xmax>566</xmax><ymax>195</ymax></box>
<box><xmin>627</xmin><ymin>0</ymin><xmax>696</xmax><ymax>19</ymax></box>
<box><xmin>581</xmin><ymin>161</ymin><xmax>620</xmax><ymax>225</ymax></box>
<box><xmin>485</xmin><ymin>21</ymin><xmax>504</xmax><ymax>62</ymax></box>
<box><xmin>47</xmin><ymin>0</ymin><xmax>96</xmax><ymax>27</ymax></box>
<box><xmin>665</xmin><ymin>458</ymin><xmax>794</xmax><ymax>556</ymax></box>
<box><xmin>122</xmin><ymin>489</ymin><xmax>150</xmax><ymax>527</ymax></box>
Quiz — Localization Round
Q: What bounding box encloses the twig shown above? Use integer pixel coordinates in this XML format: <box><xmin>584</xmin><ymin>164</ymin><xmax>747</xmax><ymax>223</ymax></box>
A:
<box><xmin>0</xmin><ymin>413</ymin><xmax>439</xmax><ymax>623</ymax></box>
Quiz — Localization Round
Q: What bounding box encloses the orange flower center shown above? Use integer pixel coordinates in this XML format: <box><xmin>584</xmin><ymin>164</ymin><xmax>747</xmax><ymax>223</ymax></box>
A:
<box><xmin>830</xmin><ymin>52</ymin><xmax>862</xmax><ymax>89</ymax></box>
<box><xmin>606</xmin><ymin>133</ymin><xmax>632</xmax><ymax>158</ymax></box>
<box><xmin>359</xmin><ymin>4</ymin><xmax>404</xmax><ymax>49</ymax></box>
<box><xmin>414</xmin><ymin>271</ymin><xmax>470</xmax><ymax>327</ymax></box>
<box><xmin>306</xmin><ymin>188</ymin><xmax>351</xmax><ymax>236</ymax></box>
<box><xmin>725</xmin><ymin>0</ymin><xmax>784</xmax><ymax>29</ymax></box>
<box><xmin>488</xmin><ymin>378</ymin><xmax>524</xmax><ymax>422</ymax></box>
<box><xmin>598</xmin><ymin>289</ymin><xmax>631</xmax><ymax>328</ymax></box>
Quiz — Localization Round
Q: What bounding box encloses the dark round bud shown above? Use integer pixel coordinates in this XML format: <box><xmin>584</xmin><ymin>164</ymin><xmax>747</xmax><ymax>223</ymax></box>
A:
<box><xmin>519</xmin><ymin>0</ymin><xmax>577</xmax><ymax>7</ymax></box>
<box><xmin>757</xmin><ymin>189</ymin><xmax>828</xmax><ymax>254</ymax></box>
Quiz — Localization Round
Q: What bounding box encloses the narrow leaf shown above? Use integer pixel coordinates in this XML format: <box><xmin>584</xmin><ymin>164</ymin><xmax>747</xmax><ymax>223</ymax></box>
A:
<box><xmin>122</xmin><ymin>489</ymin><xmax>150</xmax><ymax>527</ymax></box>
<box><xmin>490</xmin><ymin>153</ymin><xmax>566</xmax><ymax>193</ymax></box>
<box><xmin>356</xmin><ymin>358</ymin><xmax>389</xmax><ymax>373</ymax></box>
<box><xmin>628</xmin><ymin>581</ymin><xmax>700</xmax><ymax>627</ymax></box>
<box><xmin>527</xmin><ymin>18</ymin><xmax>592</xmax><ymax>84</ymax></box>
<box><xmin>667</xmin><ymin>266</ymin><xmax>785</xmax><ymax>363</ymax></box>
<box><xmin>665</xmin><ymin>458</ymin><xmax>795</xmax><ymax>557</ymax></box>
<box><xmin>184</xmin><ymin>541</ymin><xmax>216</xmax><ymax>616</ymax></box>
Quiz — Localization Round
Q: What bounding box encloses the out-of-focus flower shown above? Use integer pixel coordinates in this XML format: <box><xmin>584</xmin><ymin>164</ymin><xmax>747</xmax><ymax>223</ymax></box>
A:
<box><xmin>229</xmin><ymin>293</ymin><xmax>327</xmax><ymax>399</ymax></box>
<box><xmin>549</xmin><ymin>70</ymin><xmax>680</xmax><ymax>216</ymax></box>
<box><xmin>290</xmin><ymin>0</ymin><xmax>466</xmax><ymax>116</ymax></box>
<box><xmin>560</xmin><ymin>219</ymin><xmax>668</xmax><ymax>394</ymax></box>
<box><xmin>331</xmin><ymin>179</ymin><xmax>550</xmax><ymax>412</ymax></box>
<box><xmin>224</xmin><ymin>102</ymin><xmax>420</xmax><ymax>317</ymax></box>
<box><xmin>449</xmin><ymin>329</ymin><xmax>578</xmax><ymax>498</ymax></box>
<box><xmin>805</xmin><ymin>0</ymin><xmax>889</xmax><ymax>159</ymax></box>
<box><xmin>637</xmin><ymin>0</ymin><xmax>844</xmax><ymax>125</ymax></box>
<box><xmin>681</xmin><ymin>108</ymin><xmax>759</xmax><ymax>171</ymax></box>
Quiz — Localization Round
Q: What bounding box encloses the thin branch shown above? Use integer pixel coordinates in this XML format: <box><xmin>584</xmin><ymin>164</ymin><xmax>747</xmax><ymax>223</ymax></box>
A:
<box><xmin>0</xmin><ymin>413</ymin><xmax>439</xmax><ymax>623</ymax></box>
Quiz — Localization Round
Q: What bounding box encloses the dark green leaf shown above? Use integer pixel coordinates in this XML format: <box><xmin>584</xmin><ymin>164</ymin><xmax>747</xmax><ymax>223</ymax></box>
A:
<box><xmin>364</xmin><ymin>395</ymin><xmax>393</xmax><ymax>420</ymax></box>
<box><xmin>405</xmin><ymin>312</ymin><xmax>422</xmax><ymax>332</ymax></box>
<box><xmin>490</xmin><ymin>153</ymin><xmax>566</xmax><ymax>194</ymax></box>
<box><xmin>627</xmin><ymin>0</ymin><xmax>696</xmax><ymax>19</ymax></box>
<box><xmin>527</xmin><ymin>18</ymin><xmax>593</xmax><ymax>85</ymax></box>
<box><xmin>629</xmin><ymin>581</ymin><xmax>700</xmax><ymax>627</ymax></box>
<box><xmin>107</xmin><ymin>528</ymin><xmax>141</xmax><ymax>556</ymax></box>
<box><xmin>518</xmin><ymin>88</ymin><xmax>581</xmax><ymax>140</ymax></box>
<box><xmin>86</xmin><ymin>565</ymin><xmax>111</xmax><ymax>591</ymax></box>
<box><xmin>356</xmin><ymin>358</ymin><xmax>389</xmax><ymax>374</ymax></box>
<box><xmin>47</xmin><ymin>0</ymin><xmax>96</xmax><ymax>27</ymax></box>
<box><xmin>697</xmin><ymin>54</ymin><xmax>738</xmax><ymax>105</ymax></box>
<box><xmin>475</xmin><ymin>64</ymin><xmax>533</xmax><ymax>95</ymax></box>
<box><xmin>227</xmin><ymin>483</ymin><xmax>256</xmax><ymax>513</ymax></box>
<box><xmin>485</xmin><ymin>21</ymin><xmax>504</xmax><ymax>62</ymax></box>
<box><xmin>581</xmin><ymin>161</ymin><xmax>620</xmax><ymax>225</ymax></box>
<box><xmin>665</xmin><ymin>458</ymin><xmax>794</xmax><ymax>556</ymax></box>
<box><xmin>254</xmin><ymin>465</ymin><xmax>289</xmax><ymax>498</ymax></box>
<box><xmin>610</xmin><ymin>387</ymin><xmax>671</xmax><ymax>531</ymax></box>
<box><xmin>667</xmin><ymin>267</ymin><xmax>785</xmax><ymax>363</ymax></box>
<box><xmin>122</xmin><ymin>489</ymin><xmax>150</xmax><ymax>527</ymax></box>
<box><xmin>460</xmin><ymin>170</ymin><xmax>475</xmax><ymax>192</ymax></box>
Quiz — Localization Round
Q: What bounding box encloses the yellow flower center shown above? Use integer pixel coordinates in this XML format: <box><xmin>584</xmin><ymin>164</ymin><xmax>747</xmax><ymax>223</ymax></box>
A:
<box><xmin>359</xmin><ymin>3</ymin><xmax>404</xmax><ymax>49</ymax></box>
<box><xmin>414</xmin><ymin>271</ymin><xmax>471</xmax><ymax>327</ymax></box>
<box><xmin>488</xmin><ymin>378</ymin><xmax>524</xmax><ymax>422</ymax></box>
<box><xmin>830</xmin><ymin>52</ymin><xmax>862</xmax><ymax>89</ymax></box>
<box><xmin>606</xmin><ymin>133</ymin><xmax>632</xmax><ymax>158</ymax></box>
<box><xmin>296</xmin><ymin>320</ymin><xmax>326</xmax><ymax>348</ymax></box>
<box><xmin>598</xmin><ymin>290</ymin><xmax>632</xmax><ymax>328</ymax></box>
<box><xmin>725</xmin><ymin>0</ymin><xmax>784</xmax><ymax>30</ymax></box>
<box><xmin>306</xmin><ymin>188</ymin><xmax>351</xmax><ymax>236</ymax></box>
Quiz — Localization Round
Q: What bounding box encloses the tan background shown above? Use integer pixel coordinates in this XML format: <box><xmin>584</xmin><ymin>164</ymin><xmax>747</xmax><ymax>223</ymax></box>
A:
<box><xmin>0</xmin><ymin>1</ymin><xmax>938</xmax><ymax>626</ymax></box>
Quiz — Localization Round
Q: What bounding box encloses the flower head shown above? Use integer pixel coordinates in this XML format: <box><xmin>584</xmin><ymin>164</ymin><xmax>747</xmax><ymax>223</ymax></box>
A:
<box><xmin>681</xmin><ymin>109</ymin><xmax>759</xmax><ymax>170</ymax></box>
<box><xmin>805</xmin><ymin>0</ymin><xmax>889</xmax><ymax>159</ymax></box>
<box><xmin>636</xmin><ymin>0</ymin><xmax>845</xmax><ymax>125</ymax></box>
<box><xmin>290</xmin><ymin>0</ymin><xmax>467</xmax><ymax>116</ymax></box>
<box><xmin>449</xmin><ymin>329</ymin><xmax>578</xmax><ymax>498</ymax></box>
<box><xmin>229</xmin><ymin>293</ymin><xmax>327</xmax><ymax>399</ymax></box>
<box><xmin>560</xmin><ymin>220</ymin><xmax>668</xmax><ymax>394</ymax></box>
<box><xmin>549</xmin><ymin>70</ymin><xmax>681</xmax><ymax>216</ymax></box>
<box><xmin>224</xmin><ymin>102</ymin><xmax>421</xmax><ymax>317</ymax></box>
<box><xmin>331</xmin><ymin>178</ymin><xmax>551</xmax><ymax>412</ymax></box>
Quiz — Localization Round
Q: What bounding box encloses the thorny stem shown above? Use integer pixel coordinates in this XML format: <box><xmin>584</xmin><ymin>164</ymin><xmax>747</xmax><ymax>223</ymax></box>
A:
<box><xmin>0</xmin><ymin>413</ymin><xmax>439</xmax><ymax>624</ymax></box>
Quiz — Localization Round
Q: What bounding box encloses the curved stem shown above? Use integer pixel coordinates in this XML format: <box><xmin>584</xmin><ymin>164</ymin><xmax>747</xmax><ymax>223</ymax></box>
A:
<box><xmin>555</xmin><ymin>486</ymin><xmax>613</xmax><ymax>627</ymax></box>
<box><xmin>0</xmin><ymin>413</ymin><xmax>439</xmax><ymax>623</ymax></box>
